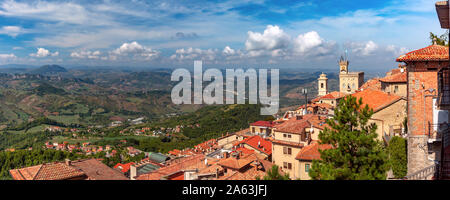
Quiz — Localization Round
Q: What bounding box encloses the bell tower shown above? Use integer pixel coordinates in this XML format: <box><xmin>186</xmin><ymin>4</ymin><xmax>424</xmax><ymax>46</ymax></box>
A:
<box><xmin>339</xmin><ymin>56</ymin><xmax>348</xmax><ymax>74</ymax></box>
<box><xmin>318</xmin><ymin>73</ymin><xmax>328</xmax><ymax>97</ymax></box>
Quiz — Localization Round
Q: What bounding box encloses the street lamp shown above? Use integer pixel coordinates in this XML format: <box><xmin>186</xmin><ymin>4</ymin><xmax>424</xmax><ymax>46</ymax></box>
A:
<box><xmin>301</xmin><ymin>88</ymin><xmax>308</xmax><ymax>115</ymax></box>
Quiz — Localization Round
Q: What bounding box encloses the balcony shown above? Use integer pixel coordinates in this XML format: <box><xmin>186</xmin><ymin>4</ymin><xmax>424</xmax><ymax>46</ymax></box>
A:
<box><xmin>438</xmin><ymin>68</ymin><xmax>450</xmax><ymax>110</ymax></box>
<box><xmin>427</xmin><ymin>123</ymin><xmax>450</xmax><ymax>143</ymax></box>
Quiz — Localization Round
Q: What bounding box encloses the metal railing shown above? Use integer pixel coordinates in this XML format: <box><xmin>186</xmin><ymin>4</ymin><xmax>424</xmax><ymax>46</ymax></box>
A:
<box><xmin>404</xmin><ymin>164</ymin><xmax>439</xmax><ymax>180</ymax></box>
<box><xmin>438</xmin><ymin>68</ymin><xmax>450</xmax><ymax>109</ymax></box>
<box><xmin>427</xmin><ymin>123</ymin><xmax>449</xmax><ymax>141</ymax></box>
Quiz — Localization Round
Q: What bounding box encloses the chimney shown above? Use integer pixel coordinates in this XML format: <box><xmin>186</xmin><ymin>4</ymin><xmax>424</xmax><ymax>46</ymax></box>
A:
<box><xmin>65</xmin><ymin>159</ymin><xmax>71</xmax><ymax>166</ymax></box>
<box><xmin>130</xmin><ymin>164</ymin><xmax>137</xmax><ymax>180</ymax></box>
<box><xmin>216</xmin><ymin>168</ymin><xmax>219</xmax><ymax>178</ymax></box>
<box><xmin>222</xmin><ymin>151</ymin><xmax>229</xmax><ymax>158</ymax></box>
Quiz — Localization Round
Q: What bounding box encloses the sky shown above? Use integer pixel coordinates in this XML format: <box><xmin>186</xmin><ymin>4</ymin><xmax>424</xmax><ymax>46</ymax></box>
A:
<box><xmin>0</xmin><ymin>0</ymin><xmax>446</xmax><ymax>71</ymax></box>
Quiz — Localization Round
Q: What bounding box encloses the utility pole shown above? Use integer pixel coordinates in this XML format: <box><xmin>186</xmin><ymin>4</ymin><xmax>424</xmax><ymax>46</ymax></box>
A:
<box><xmin>302</xmin><ymin>88</ymin><xmax>308</xmax><ymax>115</ymax></box>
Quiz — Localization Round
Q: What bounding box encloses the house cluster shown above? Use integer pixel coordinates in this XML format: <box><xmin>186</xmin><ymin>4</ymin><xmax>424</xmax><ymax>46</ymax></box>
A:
<box><xmin>45</xmin><ymin>126</ymin><xmax>80</xmax><ymax>133</ymax></box>
<box><xmin>44</xmin><ymin>141</ymin><xmax>113</xmax><ymax>156</ymax></box>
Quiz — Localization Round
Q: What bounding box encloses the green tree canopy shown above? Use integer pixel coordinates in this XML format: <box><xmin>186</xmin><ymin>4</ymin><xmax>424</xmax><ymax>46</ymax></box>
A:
<box><xmin>309</xmin><ymin>96</ymin><xmax>388</xmax><ymax>180</ymax></box>
<box><xmin>387</xmin><ymin>136</ymin><xmax>407</xmax><ymax>178</ymax></box>
<box><xmin>430</xmin><ymin>31</ymin><xmax>449</xmax><ymax>46</ymax></box>
<box><xmin>259</xmin><ymin>165</ymin><xmax>290</xmax><ymax>180</ymax></box>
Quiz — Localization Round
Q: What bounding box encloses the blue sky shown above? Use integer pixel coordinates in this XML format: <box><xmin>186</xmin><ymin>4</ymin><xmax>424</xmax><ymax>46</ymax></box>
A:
<box><xmin>0</xmin><ymin>0</ymin><xmax>445</xmax><ymax>71</ymax></box>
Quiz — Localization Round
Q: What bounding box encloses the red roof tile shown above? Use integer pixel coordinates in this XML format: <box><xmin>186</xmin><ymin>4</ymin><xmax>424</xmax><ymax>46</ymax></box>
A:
<box><xmin>71</xmin><ymin>159</ymin><xmax>128</xmax><ymax>180</ymax></box>
<box><xmin>274</xmin><ymin>115</ymin><xmax>316</xmax><ymax>134</ymax></box>
<box><xmin>114</xmin><ymin>162</ymin><xmax>136</xmax><ymax>173</ymax></box>
<box><xmin>250</xmin><ymin>121</ymin><xmax>274</xmax><ymax>127</ymax></box>
<box><xmin>359</xmin><ymin>78</ymin><xmax>382</xmax><ymax>91</ymax></box>
<box><xmin>396</xmin><ymin>44</ymin><xmax>449</xmax><ymax>62</ymax></box>
<box><xmin>295</xmin><ymin>141</ymin><xmax>333</xmax><ymax>161</ymax></box>
<box><xmin>236</xmin><ymin>135</ymin><xmax>272</xmax><ymax>155</ymax></box>
<box><xmin>379</xmin><ymin>71</ymin><xmax>407</xmax><ymax>83</ymax></box>
<box><xmin>136</xmin><ymin>154</ymin><xmax>206</xmax><ymax>180</ymax></box>
<box><xmin>217</xmin><ymin>156</ymin><xmax>254</xmax><ymax>170</ymax></box>
<box><xmin>351</xmin><ymin>89</ymin><xmax>402</xmax><ymax>112</ymax></box>
<box><xmin>10</xmin><ymin>162</ymin><xmax>86</xmax><ymax>180</ymax></box>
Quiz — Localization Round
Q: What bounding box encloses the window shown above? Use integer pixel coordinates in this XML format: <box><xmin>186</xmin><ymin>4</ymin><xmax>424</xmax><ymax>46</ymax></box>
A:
<box><xmin>321</xmin><ymin>83</ymin><xmax>324</xmax><ymax>88</ymax></box>
<box><xmin>283</xmin><ymin>162</ymin><xmax>292</xmax><ymax>169</ymax></box>
<box><xmin>287</xmin><ymin>134</ymin><xmax>291</xmax><ymax>138</ymax></box>
<box><xmin>283</xmin><ymin>134</ymin><xmax>287</xmax><ymax>138</ymax></box>
<box><xmin>394</xmin><ymin>86</ymin><xmax>399</xmax><ymax>93</ymax></box>
<box><xmin>305</xmin><ymin>164</ymin><xmax>310</xmax><ymax>172</ymax></box>
<box><xmin>283</xmin><ymin>147</ymin><xmax>292</xmax><ymax>155</ymax></box>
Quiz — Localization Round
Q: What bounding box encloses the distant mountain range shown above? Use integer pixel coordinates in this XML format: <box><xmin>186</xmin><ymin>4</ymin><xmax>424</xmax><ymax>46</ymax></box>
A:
<box><xmin>0</xmin><ymin>64</ymin><xmax>67</xmax><ymax>75</ymax></box>
<box><xmin>29</xmin><ymin>65</ymin><xmax>67</xmax><ymax>75</ymax></box>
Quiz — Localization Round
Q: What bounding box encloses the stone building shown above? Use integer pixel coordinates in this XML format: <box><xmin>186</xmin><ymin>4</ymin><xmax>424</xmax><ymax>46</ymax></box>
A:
<box><xmin>379</xmin><ymin>67</ymin><xmax>408</xmax><ymax>98</ymax></box>
<box><xmin>396</xmin><ymin>43</ymin><xmax>450</xmax><ymax>176</ymax></box>
<box><xmin>317</xmin><ymin>73</ymin><xmax>328</xmax><ymax>97</ymax></box>
<box><xmin>271</xmin><ymin>115</ymin><xmax>328</xmax><ymax>179</ymax></box>
<box><xmin>339</xmin><ymin>56</ymin><xmax>364</xmax><ymax>94</ymax></box>
<box><xmin>351</xmin><ymin>89</ymin><xmax>407</xmax><ymax>142</ymax></box>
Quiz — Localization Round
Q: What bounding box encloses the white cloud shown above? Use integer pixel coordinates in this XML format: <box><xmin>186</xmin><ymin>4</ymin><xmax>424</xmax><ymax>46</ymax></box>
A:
<box><xmin>245</xmin><ymin>25</ymin><xmax>290</xmax><ymax>57</ymax></box>
<box><xmin>0</xmin><ymin>53</ymin><xmax>16</xmax><ymax>59</ymax></box>
<box><xmin>349</xmin><ymin>41</ymin><xmax>378</xmax><ymax>56</ymax></box>
<box><xmin>0</xmin><ymin>0</ymin><xmax>111</xmax><ymax>25</ymax></box>
<box><xmin>29</xmin><ymin>48</ymin><xmax>59</xmax><ymax>57</ymax></box>
<box><xmin>293</xmin><ymin>31</ymin><xmax>323</xmax><ymax>54</ymax></box>
<box><xmin>223</xmin><ymin>46</ymin><xmax>236</xmax><ymax>55</ymax></box>
<box><xmin>111</xmin><ymin>41</ymin><xmax>159</xmax><ymax>60</ymax></box>
<box><xmin>0</xmin><ymin>26</ymin><xmax>24</xmax><ymax>37</ymax></box>
<box><xmin>386</xmin><ymin>45</ymin><xmax>409</xmax><ymax>56</ymax></box>
<box><xmin>71</xmin><ymin>50</ymin><xmax>101</xmax><ymax>59</ymax></box>
<box><xmin>171</xmin><ymin>47</ymin><xmax>219</xmax><ymax>61</ymax></box>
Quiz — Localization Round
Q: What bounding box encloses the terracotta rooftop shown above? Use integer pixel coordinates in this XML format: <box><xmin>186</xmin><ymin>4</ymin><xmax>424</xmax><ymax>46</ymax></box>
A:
<box><xmin>379</xmin><ymin>71</ymin><xmax>407</xmax><ymax>83</ymax></box>
<box><xmin>250</xmin><ymin>121</ymin><xmax>274</xmax><ymax>127</ymax></box>
<box><xmin>312</xmin><ymin>91</ymin><xmax>345</xmax><ymax>102</ymax></box>
<box><xmin>233</xmin><ymin>147</ymin><xmax>255</xmax><ymax>156</ymax></box>
<box><xmin>298</xmin><ymin>103</ymin><xmax>333</xmax><ymax>110</ymax></box>
<box><xmin>236</xmin><ymin>135</ymin><xmax>272</xmax><ymax>155</ymax></box>
<box><xmin>274</xmin><ymin>114</ymin><xmax>327</xmax><ymax>134</ymax></box>
<box><xmin>359</xmin><ymin>78</ymin><xmax>382</xmax><ymax>91</ymax></box>
<box><xmin>217</xmin><ymin>155</ymin><xmax>254</xmax><ymax>170</ymax></box>
<box><xmin>295</xmin><ymin>141</ymin><xmax>333</xmax><ymax>161</ymax></box>
<box><xmin>114</xmin><ymin>162</ymin><xmax>136</xmax><ymax>173</ymax></box>
<box><xmin>71</xmin><ymin>159</ymin><xmax>128</xmax><ymax>180</ymax></box>
<box><xmin>136</xmin><ymin>154</ymin><xmax>206</xmax><ymax>180</ymax></box>
<box><xmin>351</xmin><ymin>89</ymin><xmax>402</xmax><ymax>112</ymax></box>
<box><xmin>220</xmin><ymin>166</ymin><xmax>266</xmax><ymax>180</ymax></box>
<box><xmin>396</xmin><ymin>44</ymin><xmax>449</xmax><ymax>62</ymax></box>
<box><xmin>9</xmin><ymin>162</ymin><xmax>86</xmax><ymax>180</ymax></box>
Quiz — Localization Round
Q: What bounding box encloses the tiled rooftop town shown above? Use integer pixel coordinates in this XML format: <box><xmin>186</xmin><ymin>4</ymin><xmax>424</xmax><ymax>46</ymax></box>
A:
<box><xmin>6</xmin><ymin>1</ymin><xmax>450</xmax><ymax>181</ymax></box>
